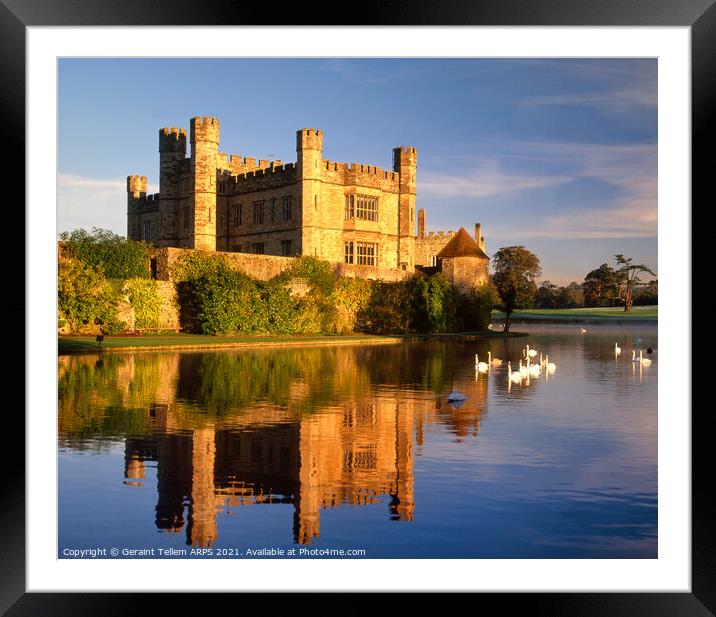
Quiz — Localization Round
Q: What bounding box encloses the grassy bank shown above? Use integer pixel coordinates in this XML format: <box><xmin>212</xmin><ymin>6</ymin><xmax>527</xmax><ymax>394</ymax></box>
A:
<box><xmin>492</xmin><ymin>306</ymin><xmax>657</xmax><ymax>322</ymax></box>
<box><xmin>58</xmin><ymin>330</ymin><xmax>524</xmax><ymax>354</ymax></box>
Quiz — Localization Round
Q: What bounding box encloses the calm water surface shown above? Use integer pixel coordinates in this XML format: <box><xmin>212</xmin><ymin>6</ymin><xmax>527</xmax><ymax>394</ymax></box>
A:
<box><xmin>58</xmin><ymin>325</ymin><xmax>657</xmax><ymax>558</ymax></box>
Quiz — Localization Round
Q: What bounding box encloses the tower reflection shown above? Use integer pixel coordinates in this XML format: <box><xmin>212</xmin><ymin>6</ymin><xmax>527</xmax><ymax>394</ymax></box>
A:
<box><xmin>61</xmin><ymin>344</ymin><xmax>489</xmax><ymax>546</ymax></box>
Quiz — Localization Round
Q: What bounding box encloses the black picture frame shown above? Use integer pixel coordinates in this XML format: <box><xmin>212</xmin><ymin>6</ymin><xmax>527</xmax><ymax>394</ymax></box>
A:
<box><xmin>3</xmin><ymin>1</ymin><xmax>706</xmax><ymax>613</ymax></box>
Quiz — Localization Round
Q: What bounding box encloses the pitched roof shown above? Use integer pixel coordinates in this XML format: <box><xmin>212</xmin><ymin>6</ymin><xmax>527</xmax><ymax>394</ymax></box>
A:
<box><xmin>436</xmin><ymin>227</ymin><xmax>489</xmax><ymax>259</ymax></box>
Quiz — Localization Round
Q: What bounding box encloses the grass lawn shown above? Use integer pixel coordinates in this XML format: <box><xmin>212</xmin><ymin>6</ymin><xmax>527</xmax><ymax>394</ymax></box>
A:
<box><xmin>492</xmin><ymin>306</ymin><xmax>657</xmax><ymax>320</ymax></box>
<box><xmin>58</xmin><ymin>330</ymin><xmax>525</xmax><ymax>353</ymax></box>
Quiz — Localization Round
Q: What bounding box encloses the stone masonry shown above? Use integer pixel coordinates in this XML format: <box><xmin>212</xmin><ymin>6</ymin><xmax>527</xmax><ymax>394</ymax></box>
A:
<box><xmin>128</xmin><ymin>116</ymin><xmax>489</xmax><ymax>287</ymax></box>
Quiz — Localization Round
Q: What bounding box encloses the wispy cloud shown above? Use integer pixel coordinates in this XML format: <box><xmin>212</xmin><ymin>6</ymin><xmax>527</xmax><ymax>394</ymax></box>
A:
<box><xmin>514</xmin><ymin>59</ymin><xmax>657</xmax><ymax>112</ymax></box>
<box><xmin>420</xmin><ymin>138</ymin><xmax>657</xmax><ymax>240</ymax></box>
<box><xmin>57</xmin><ymin>174</ymin><xmax>157</xmax><ymax>236</ymax></box>
<box><xmin>420</xmin><ymin>162</ymin><xmax>569</xmax><ymax>199</ymax></box>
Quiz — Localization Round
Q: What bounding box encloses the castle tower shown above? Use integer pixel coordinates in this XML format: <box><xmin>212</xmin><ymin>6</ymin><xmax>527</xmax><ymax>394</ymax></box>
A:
<box><xmin>417</xmin><ymin>208</ymin><xmax>426</xmax><ymax>239</ymax></box>
<box><xmin>393</xmin><ymin>146</ymin><xmax>417</xmax><ymax>269</ymax></box>
<box><xmin>297</xmin><ymin>129</ymin><xmax>323</xmax><ymax>258</ymax></box>
<box><xmin>126</xmin><ymin>175</ymin><xmax>147</xmax><ymax>241</ymax></box>
<box><xmin>190</xmin><ymin>117</ymin><xmax>219</xmax><ymax>251</ymax></box>
<box><xmin>158</xmin><ymin>127</ymin><xmax>187</xmax><ymax>246</ymax></box>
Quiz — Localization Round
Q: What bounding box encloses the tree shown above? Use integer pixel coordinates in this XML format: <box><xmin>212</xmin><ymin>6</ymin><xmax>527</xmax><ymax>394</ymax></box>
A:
<box><xmin>492</xmin><ymin>246</ymin><xmax>542</xmax><ymax>332</ymax></box>
<box><xmin>582</xmin><ymin>263</ymin><xmax>619</xmax><ymax>307</ymax></box>
<box><xmin>559</xmin><ymin>281</ymin><xmax>584</xmax><ymax>308</ymax></box>
<box><xmin>535</xmin><ymin>280</ymin><xmax>559</xmax><ymax>309</ymax></box>
<box><xmin>614</xmin><ymin>254</ymin><xmax>656</xmax><ymax>312</ymax></box>
<box><xmin>59</xmin><ymin>227</ymin><xmax>151</xmax><ymax>279</ymax></box>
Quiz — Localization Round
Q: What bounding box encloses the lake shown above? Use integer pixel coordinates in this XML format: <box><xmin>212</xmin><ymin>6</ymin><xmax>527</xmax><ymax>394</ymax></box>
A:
<box><xmin>58</xmin><ymin>325</ymin><xmax>657</xmax><ymax>558</ymax></box>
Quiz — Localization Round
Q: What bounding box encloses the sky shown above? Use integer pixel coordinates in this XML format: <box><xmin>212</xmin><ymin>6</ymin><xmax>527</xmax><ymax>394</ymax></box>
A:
<box><xmin>58</xmin><ymin>58</ymin><xmax>657</xmax><ymax>284</ymax></box>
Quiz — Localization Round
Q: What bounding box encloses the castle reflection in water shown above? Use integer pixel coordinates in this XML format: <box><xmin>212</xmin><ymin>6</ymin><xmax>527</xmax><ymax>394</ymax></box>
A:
<box><xmin>58</xmin><ymin>343</ymin><xmax>491</xmax><ymax>547</ymax></box>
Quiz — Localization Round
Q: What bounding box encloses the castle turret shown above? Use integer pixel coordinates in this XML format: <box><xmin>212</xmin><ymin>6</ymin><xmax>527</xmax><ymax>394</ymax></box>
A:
<box><xmin>190</xmin><ymin>116</ymin><xmax>220</xmax><ymax>251</ymax></box>
<box><xmin>158</xmin><ymin>127</ymin><xmax>187</xmax><ymax>246</ymax></box>
<box><xmin>127</xmin><ymin>175</ymin><xmax>147</xmax><ymax>241</ymax></box>
<box><xmin>393</xmin><ymin>146</ymin><xmax>417</xmax><ymax>269</ymax></box>
<box><xmin>297</xmin><ymin>129</ymin><xmax>324</xmax><ymax>257</ymax></box>
<box><xmin>417</xmin><ymin>208</ymin><xmax>426</xmax><ymax>239</ymax></box>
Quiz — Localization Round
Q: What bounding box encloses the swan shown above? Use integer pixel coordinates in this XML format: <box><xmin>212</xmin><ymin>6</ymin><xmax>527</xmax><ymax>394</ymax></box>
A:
<box><xmin>631</xmin><ymin>350</ymin><xmax>639</xmax><ymax>362</ymax></box>
<box><xmin>545</xmin><ymin>354</ymin><xmax>557</xmax><ymax>373</ymax></box>
<box><xmin>614</xmin><ymin>342</ymin><xmax>621</xmax><ymax>356</ymax></box>
<box><xmin>475</xmin><ymin>354</ymin><xmax>489</xmax><ymax>373</ymax></box>
<box><xmin>525</xmin><ymin>344</ymin><xmax>538</xmax><ymax>358</ymax></box>
<box><xmin>447</xmin><ymin>389</ymin><xmax>467</xmax><ymax>402</ymax></box>
<box><xmin>488</xmin><ymin>351</ymin><xmax>502</xmax><ymax>366</ymax></box>
<box><xmin>519</xmin><ymin>359</ymin><xmax>529</xmax><ymax>378</ymax></box>
<box><xmin>639</xmin><ymin>350</ymin><xmax>652</xmax><ymax>366</ymax></box>
<box><xmin>508</xmin><ymin>362</ymin><xmax>522</xmax><ymax>383</ymax></box>
<box><xmin>528</xmin><ymin>362</ymin><xmax>541</xmax><ymax>377</ymax></box>
<box><xmin>580</xmin><ymin>328</ymin><xmax>587</xmax><ymax>334</ymax></box>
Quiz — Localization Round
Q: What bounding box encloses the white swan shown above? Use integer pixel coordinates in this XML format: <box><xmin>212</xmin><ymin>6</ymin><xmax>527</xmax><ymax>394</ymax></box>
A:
<box><xmin>545</xmin><ymin>354</ymin><xmax>557</xmax><ymax>373</ymax></box>
<box><xmin>475</xmin><ymin>354</ymin><xmax>489</xmax><ymax>373</ymax></box>
<box><xmin>528</xmin><ymin>362</ymin><xmax>541</xmax><ymax>378</ymax></box>
<box><xmin>580</xmin><ymin>328</ymin><xmax>587</xmax><ymax>334</ymax></box>
<box><xmin>488</xmin><ymin>351</ymin><xmax>502</xmax><ymax>366</ymax></box>
<box><xmin>614</xmin><ymin>342</ymin><xmax>621</xmax><ymax>356</ymax></box>
<box><xmin>631</xmin><ymin>350</ymin><xmax>639</xmax><ymax>362</ymax></box>
<box><xmin>639</xmin><ymin>350</ymin><xmax>652</xmax><ymax>366</ymax></box>
<box><xmin>519</xmin><ymin>359</ymin><xmax>529</xmax><ymax>378</ymax></box>
<box><xmin>526</xmin><ymin>344</ymin><xmax>538</xmax><ymax>358</ymax></box>
<box><xmin>508</xmin><ymin>362</ymin><xmax>522</xmax><ymax>383</ymax></box>
<box><xmin>447</xmin><ymin>389</ymin><xmax>467</xmax><ymax>401</ymax></box>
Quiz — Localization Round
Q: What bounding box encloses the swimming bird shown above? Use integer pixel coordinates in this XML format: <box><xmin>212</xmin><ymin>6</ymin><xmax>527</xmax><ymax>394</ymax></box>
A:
<box><xmin>545</xmin><ymin>354</ymin><xmax>557</xmax><ymax>373</ymax></box>
<box><xmin>508</xmin><ymin>362</ymin><xmax>522</xmax><ymax>383</ymax></box>
<box><xmin>631</xmin><ymin>350</ymin><xmax>639</xmax><ymax>362</ymax></box>
<box><xmin>525</xmin><ymin>344</ymin><xmax>538</xmax><ymax>358</ymax></box>
<box><xmin>488</xmin><ymin>351</ymin><xmax>502</xmax><ymax>366</ymax></box>
<box><xmin>614</xmin><ymin>342</ymin><xmax>622</xmax><ymax>356</ymax></box>
<box><xmin>647</xmin><ymin>346</ymin><xmax>653</xmax><ymax>355</ymax></box>
<box><xmin>639</xmin><ymin>350</ymin><xmax>652</xmax><ymax>366</ymax></box>
<box><xmin>528</xmin><ymin>362</ymin><xmax>541</xmax><ymax>378</ymax></box>
<box><xmin>447</xmin><ymin>389</ymin><xmax>467</xmax><ymax>402</ymax></box>
<box><xmin>519</xmin><ymin>359</ymin><xmax>529</xmax><ymax>378</ymax></box>
<box><xmin>475</xmin><ymin>354</ymin><xmax>489</xmax><ymax>373</ymax></box>
<box><xmin>580</xmin><ymin>328</ymin><xmax>587</xmax><ymax>334</ymax></box>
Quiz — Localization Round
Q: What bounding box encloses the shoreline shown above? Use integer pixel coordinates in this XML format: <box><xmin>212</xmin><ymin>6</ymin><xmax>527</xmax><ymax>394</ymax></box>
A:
<box><xmin>493</xmin><ymin>316</ymin><xmax>657</xmax><ymax>326</ymax></box>
<box><xmin>58</xmin><ymin>330</ymin><xmax>526</xmax><ymax>355</ymax></box>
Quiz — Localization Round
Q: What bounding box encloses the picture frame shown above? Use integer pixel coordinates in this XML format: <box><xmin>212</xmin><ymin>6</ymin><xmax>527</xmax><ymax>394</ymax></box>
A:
<box><xmin>3</xmin><ymin>0</ymin><xmax>706</xmax><ymax>613</ymax></box>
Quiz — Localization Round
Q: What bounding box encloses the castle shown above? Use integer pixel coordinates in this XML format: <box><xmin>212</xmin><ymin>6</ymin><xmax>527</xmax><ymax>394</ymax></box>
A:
<box><xmin>127</xmin><ymin>116</ymin><xmax>489</xmax><ymax>290</ymax></box>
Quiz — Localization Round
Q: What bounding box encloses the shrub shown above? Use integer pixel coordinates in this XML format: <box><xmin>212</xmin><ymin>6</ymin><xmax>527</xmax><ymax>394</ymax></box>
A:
<box><xmin>58</xmin><ymin>257</ymin><xmax>125</xmax><ymax>334</ymax></box>
<box><xmin>125</xmin><ymin>278</ymin><xmax>162</xmax><ymax>329</ymax></box>
<box><xmin>59</xmin><ymin>228</ymin><xmax>151</xmax><ymax>279</ymax></box>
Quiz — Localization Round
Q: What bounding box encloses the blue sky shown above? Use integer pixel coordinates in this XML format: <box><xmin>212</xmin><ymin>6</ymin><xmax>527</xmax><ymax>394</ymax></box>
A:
<box><xmin>58</xmin><ymin>58</ymin><xmax>657</xmax><ymax>284</ymax></box>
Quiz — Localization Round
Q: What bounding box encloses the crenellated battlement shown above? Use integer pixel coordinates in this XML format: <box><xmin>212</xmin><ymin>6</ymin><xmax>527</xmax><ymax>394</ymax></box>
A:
<box><xmin>190</xmin><ymin>116</ymin><xmax>220</xmax><ymax>144</ymax></box>
<box><xmin>127</xmin><ymin>175</ymin><xmax>147</xmax><ymax>195</ymax></box>
<box><xmin>321</xmin><ymin>159</ymin><xmax>400</xmax><ymax>191</ymax></box>
<box><xmin>297</xmin><ymin>128</ymin><xmax>323</xmax><ymax>151</ymax></box>
<box><xmin>229</xmin><ymin>162</ymin><xmax>298</xmax><ymax>192</ymax></box>
<box><xmin>159</xmin><ymin>127</ymin><xmax>187</xmax><ymax>151</ymax></box>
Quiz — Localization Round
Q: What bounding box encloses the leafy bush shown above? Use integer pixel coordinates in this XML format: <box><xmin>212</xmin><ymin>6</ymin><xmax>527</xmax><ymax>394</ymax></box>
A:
<box><xmin>273</xmin><ymin>255</ymin><xmax>335</xmax><ymax>297</ymax></box>
<box><xmin>59</xmin><ymin>228</ymin><xmax>151</xmax><ymax>279</ymax></box>
<box><xmin>190</xmin><ymin>268</ymin><xmax>264</xmax><ymax>335</ymax></box>
<box><xmin>58</xmin><ymin>257</ymin><xmax>125</xmax><ymax>333</ymax></box>
<box><xmin>125</xmin><ymin>278</ymin><xmax>162</xmax><ymax>329</ymax></box>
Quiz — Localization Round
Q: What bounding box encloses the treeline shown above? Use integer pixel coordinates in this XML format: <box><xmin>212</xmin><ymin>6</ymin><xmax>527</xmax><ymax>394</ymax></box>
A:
<box><xmin>57</xmin><ymin>228</ymin><xmax>494</xmax><ymax>336</ymax></box>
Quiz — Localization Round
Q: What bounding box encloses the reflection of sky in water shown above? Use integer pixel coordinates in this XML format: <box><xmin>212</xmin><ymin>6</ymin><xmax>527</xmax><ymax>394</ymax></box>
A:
<box><xmin>58</xmin><ymin>325</ymin><xmax>657</xmax><ymax>558</ymax></box>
